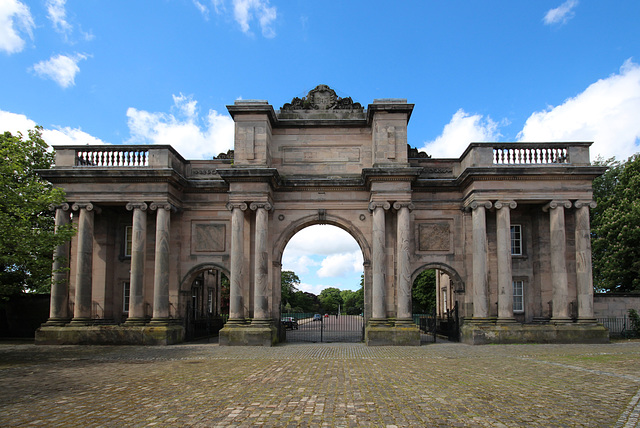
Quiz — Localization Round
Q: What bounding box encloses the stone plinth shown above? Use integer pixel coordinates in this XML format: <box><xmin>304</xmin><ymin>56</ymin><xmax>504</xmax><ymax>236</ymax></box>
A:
<box><xmin>365</xmin><ymin>323</ymin><xmax>421</xmax><ymax>346</ymax></box>
<box><xmin>460</xmin><ymin>322</ymin><xmax>609</xmax><ymax>345</ymax></box>
<box><xmin>219</xmin><ymin>323</ymin><xmax>277</xmax><ymax>347</ymax></box>
<box><xmin>35</xmin><ymin>325</ymin><xmax>184</xmax><ymax>345</ymax></box>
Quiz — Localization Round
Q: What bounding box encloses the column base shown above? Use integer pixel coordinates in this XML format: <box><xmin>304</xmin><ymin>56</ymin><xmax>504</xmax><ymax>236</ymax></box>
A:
<box><xmin>123</xmin><ymin>317</ymin><xmax>148</xmax><ymax>326</ymax></box>
<box><xmin>460</xmin><ymin>322</ymin><xmax>609</xmax><ymax>345</ymax></box>
<box><xmin>148</xmin><ymin>318</ymin><xmax>173</xmax><ymax>326</ymax></box>
<box><xmin>577</xmin><ymin>317</ymin><xmax>598</xmax><ymax>324</ymax></box>
<box><xmin>496</xmin><ymin>317</ymin><xmax>518</xmax><ymax>324</ymax></box>
<box><xmin>219</xmin><ymin>322</ymin><xmax>277</xmax><ymax>346</ymax></box>
<box><xmin>69</xmin><ymin>318</ymin><xmax>93</xmax><ymax>326</ymax></box>
<box><xmin>550</xmin><ymin>317</ymin><xmax>574</xmax><ymax>324</ymax></box>
<box><xmin>42</xmin><ymin>318</ymin><xmax>71</xmax><ymax>327</ymax></box>
<box><xmin>467</xmin><ymin>317</ymin><xmax>496</xmax><ymax>324</ymax></box>
<box><xmin>35</xmin><ymin>324</ymin><xmax>184</xmax><ymax>345</ymax></box>
<box><xmin>365</xmin><ymin>322</ymin><xmax>420</xmax><ymax>346</ymax></box>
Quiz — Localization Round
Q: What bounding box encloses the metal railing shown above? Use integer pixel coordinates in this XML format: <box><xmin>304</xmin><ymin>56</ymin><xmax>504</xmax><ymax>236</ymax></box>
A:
<box><xmin>597</xmin><ymin>316</ymin><xmax>635</xmax><ymax>337</ymax></box>
<box><xmin>76</xmin><ymin>148</ymin><xmax>149</xmax><ymax>167</ymax></box>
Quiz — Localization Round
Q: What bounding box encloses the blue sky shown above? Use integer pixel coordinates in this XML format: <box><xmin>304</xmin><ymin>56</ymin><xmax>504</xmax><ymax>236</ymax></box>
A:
<box><xmin>2</xmin><ymin>0</ymin><xmax>640</xmax><ymax>293</ymax></box>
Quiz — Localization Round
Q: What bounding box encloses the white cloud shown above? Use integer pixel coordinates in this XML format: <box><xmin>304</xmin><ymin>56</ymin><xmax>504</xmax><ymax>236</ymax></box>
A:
<box><xmin>421</xmin><ymin>109</ymin><xmax>501</xmax><ymax>158</ymax></box>
<box><xmin>31</xmin><ymin>53</ymin><xmax>88</xmax><ymax>88</ymax></box>
<box><xmin>0</xmin><ymin>110</ymin><xmax>37</xmax><ymax>136</ymax></box>
<box><xmin>0</xmin><ymin>0</ymin><xmax>34</xmax><ymax>54</ymax></box>
<box><xmin>126</xmin><ymin>93</ymin><xmax>234</xmax><ymax>159</ymax></box>
<box><xmin>284</xmin><ymin>225</ymin><xmax>361</xmax><ymax>257</ymax></box>
<box><xmin>42</xmin><ymin>127</ymin><xmax>107</xmax><ymax>146</ymax></box>
<box><xmin>544</xmin><ymin>0</ymin><xmax>578</xmax><ymax>26</ymax></box>
<box><xmin>317</xmin><ymin>252</ymin><xmax>363</xmax><ymax>278</ymax></box>
<box><xmin>212</xmin><ymin>0</ymin><xmax>276</xmax><ymax>37</ymax></box>
<box><xmin>518</xmin><ymin>59</ymin><xmax>640</xmax><ymax>161</ymax></box>
<box><xmin>282</xmin><ymin>254</ymin><xmax>318</xmax><ymax>276</ymax></box>
<box><xmin>46</xmin><ymin>0</ymin><xmax>71</xmax><ymax>37</ymax></box>
<box><xmin>0</xmin><ymin>109</ymin><xmax>107</xmax><ymax>147</ymax></box>
<box><xmin>193</xmin><ymin>0</ymin><xmax>209</xmax><ymax>19</ymax></box>
<box><xmin>297</xmin><ymin>282</ymin><xmax>326</xmax><ymax>296</ymax></box>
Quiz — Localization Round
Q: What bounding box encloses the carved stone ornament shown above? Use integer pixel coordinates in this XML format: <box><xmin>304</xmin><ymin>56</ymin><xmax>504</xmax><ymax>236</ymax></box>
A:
<box><xmin>407</xmin><ymin>145</ymin><xmax>431</xmax><ymax>159</ymax></box>
<box><xmin>281</xmin><ymin>85</ymin><xmax>363</xmax><ymax>111</ymax></box>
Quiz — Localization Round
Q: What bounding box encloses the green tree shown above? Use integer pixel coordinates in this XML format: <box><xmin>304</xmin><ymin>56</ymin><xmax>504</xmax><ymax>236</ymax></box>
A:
<box><xmin>319</xmin><ymin>287</ymin><xmax>343</xmax><ymax>313</ymax></box>
<box><xmin>412</xmin><ymin>269</ymin><xmax>436</xmax><ymax>313</ymax></box>
<box><xmin>291</xmin><ymin>291</ymin><xmax>321</xmax><ymax>313</ymax></box>
<box><xmin>591</xmin><ymin>154</ymin><xmax>640</xmax><ymax>292</ymax></box>
<box><xmin>281</xmin><ymin>270</ymin><xmax>300</xmax><ymax>307</ymax></box>
<box><xmin>0</xmin><ymin>128</ymin><xmax>74</xmax><ymax>297</ymax></box>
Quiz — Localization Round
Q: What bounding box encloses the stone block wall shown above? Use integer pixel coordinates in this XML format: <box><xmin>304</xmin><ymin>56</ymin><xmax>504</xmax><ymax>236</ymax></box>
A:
<box><xmin>594</xmin><ymin>294</ymin><xmax>640</xmax><ymax>318</ymax></box>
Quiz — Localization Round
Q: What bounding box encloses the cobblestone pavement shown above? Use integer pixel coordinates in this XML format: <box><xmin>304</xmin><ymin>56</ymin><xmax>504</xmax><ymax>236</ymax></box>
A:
<box><xmin>1</xmin><ymin>340</ymin><xmax>639</xmax><ymax>427</ymax></box>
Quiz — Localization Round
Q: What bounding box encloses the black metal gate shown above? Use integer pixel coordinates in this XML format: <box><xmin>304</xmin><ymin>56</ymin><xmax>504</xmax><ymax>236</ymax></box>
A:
<box><xmin>184</xmin><ymin>302</ymin><xmax>225</xmax><ymax>341</ymax></box>
<box><xmin>436</xmin><ymin>302</ymin><xmax>460</xmax><ymax>342</ymax></box>
<box><xmin>415</xmin><ymin>302</ymin><xmax>460</xmax><ymax>343</ymax></box>
<box><xmin>284</xmin><ymin>314</ymin><xmax>365</xmax><ymax>343</ymax></box>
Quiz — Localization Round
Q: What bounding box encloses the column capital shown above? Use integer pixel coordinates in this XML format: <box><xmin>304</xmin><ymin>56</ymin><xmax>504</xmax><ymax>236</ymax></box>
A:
<box><xmin>71</xmin><ymin>202</ymin><xmax>101</xmax><ymax>214</ymax></box>
<box><xmin>368</xmin><ymin>201</ymin><xmax>391</xmax><ymax>212</ymax></box>
<box><xmin>542</xmin><ymin>200</ymin><xmax>572</xmax><ymax>212</ymax></box>
<box><xmin>226</xmin><ymin>202</ymin><xmax>248</xmax><ymax>212</ymax></box>
<box><xmin>494</xmin><ymin>200</ymin><xmax>517</xmax><ymax>210</ymax></box>
<box><xmin>392</xmin><ymin>201</ymin><xmax>415</xmax><ymax>211</ymax></box>
<box><xmin>150</xmin><ymin>202</ymin><xmax>177</xmax><ymax>212</ymax></box>
<box><xmin>574</xmin><ymin>200</ymin><xmax>597</xmax><ymax>209</ymax></box>
<box><xmin>249</xmin><ymin>202</ymin><xmax>273</xmax><ymax>211</ymax></box>
<box><xmin>126</xmin><ymin>202</ymin><xmax>148</xmax><ymax>211</ymax></box>
<box><xmin>467</xmin><ymin>200</ymin><xmax>493</xmax><ymax>211</ymax></box>
<box><xmin>49</xmin><ymin>202</ymin><xmax>70</xmax><ymax>212</ymax></box>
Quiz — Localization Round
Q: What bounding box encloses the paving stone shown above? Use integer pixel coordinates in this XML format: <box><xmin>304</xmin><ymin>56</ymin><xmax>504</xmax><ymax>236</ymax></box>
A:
<box><xmin>0</xmin><ymin>341</ymin><xmax>639</xmax><ymax>427</ymax></box>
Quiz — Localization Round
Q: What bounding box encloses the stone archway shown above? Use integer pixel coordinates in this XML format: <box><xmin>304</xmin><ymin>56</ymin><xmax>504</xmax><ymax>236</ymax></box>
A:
<box><xmin>36</xmin><ymin>85</ymin><xmax>608</xmax><ymax>346</ymax></box>
<box><xmin>180</xmin><ymin>263</ymin><xmax>229</xmax><ymax>341</ymax></box>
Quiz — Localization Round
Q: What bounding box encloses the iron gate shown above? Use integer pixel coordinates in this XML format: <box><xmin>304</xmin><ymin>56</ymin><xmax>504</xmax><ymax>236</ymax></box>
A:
<box><xmin>283</xmin><ymin>314</ymin><xmax>365</xmax><ymax>343</ymax></box>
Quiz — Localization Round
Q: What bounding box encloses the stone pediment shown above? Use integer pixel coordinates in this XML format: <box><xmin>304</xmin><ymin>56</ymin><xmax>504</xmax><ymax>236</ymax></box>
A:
<box><xmin>278</xmin><ymin>84</ymin><xmax>365</xmax><ymax>120</ymax></box>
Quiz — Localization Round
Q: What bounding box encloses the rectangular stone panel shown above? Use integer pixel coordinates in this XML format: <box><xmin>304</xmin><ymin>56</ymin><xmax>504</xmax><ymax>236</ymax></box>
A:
<box><xmin>418</xmin><ymin>222</ymin><xmax>451</xmax><ymax>252</ymax></box>
<box><xmin>282</xmin><ymin>146</ymin><xmax>360</xmax><ymax>164</ymax></box>
<box><xmin>191</xmin><ymin>221</ymin><xmax>226</xmax><ymax>253</ymax></box>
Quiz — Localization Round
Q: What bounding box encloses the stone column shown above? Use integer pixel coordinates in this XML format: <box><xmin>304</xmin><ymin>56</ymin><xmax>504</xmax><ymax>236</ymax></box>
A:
<box><xmin>227</xmin><ymin>202</ymin><xmax>247</xmax><ymax>324</ymax></box>
<box><xmin>46</xmin><ymin>204</ymin><xmax>71</xmax><ymax>325</ymax></box>
<box><xmin>495</xmin><ymin>200</ymin><xmax>517</xmax><ymax>323</ymax></box>
<box><xmin>70</xmin><ymin>203</ymin><xmax>99</xmax><ymax>324</ymax></box>
<box><xmin>150</xmin><ymin>203</ymin><xmax>172</xmax><ymax>323</ymax></box>
<box><xmin>369</xmin><ymin>201</ymin><xmax>390</xmax><ymax>321</ymax></box>
<box><xmin>575</xmin><ymin>200</ymin><xmax>597</xmax><ymax>323</ymax></box>
<box><xmin>394</xmin><ymin>202</ymin><xmax>414</xmax><ymax>324</ymax></box>
<box><xmin>125</xmin><ymin>202</ymin><xmax>148</xmax><ymax>325</ymax></box>
<box><xmin>251</xmin><ymin>202</ymin><xmax>272</xmax><ymax>323</ymax></box>
<box><xmin>543</xmin><ymin>200</ymin><xmax>572</xmax><ymax>322</ymax></box>
<box><xmin>470</xmin><ymin>201</ymin><xmax>492</xmax><ymax>320</ymax></box>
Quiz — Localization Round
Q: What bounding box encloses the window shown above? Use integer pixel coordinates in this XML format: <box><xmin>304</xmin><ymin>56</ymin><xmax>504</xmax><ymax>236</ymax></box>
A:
<box><xmin>513</xmin><ymin>280</ymin><xmax>524</xmax><ymax>313</ymax></box>
<box><xmin>511</xmin><ymin>224</ymin><xmax>522</xmax><ymax>256</ymax></box>
<box><xmin>207</xmin><ymin>288</ymin><xmax>214</xmax><ymax>314</ymax></box>
<box><xmin>123</xmin><ymin>281</ymin><xmax>131</xmax><ymax>313</ymax></box>
<box><xmin>124</xmin><ymin>226</ymin><xmax>133</xmax><ymax>257</ymax></box>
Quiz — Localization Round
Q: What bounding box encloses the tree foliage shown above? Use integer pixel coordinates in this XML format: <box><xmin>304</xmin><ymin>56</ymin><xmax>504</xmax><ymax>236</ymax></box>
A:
<box><xmin>0</xmin><ymin>128</ymin><xmax>74</xmax><ymax>297</ymax></box>
<box><xmin>319</xmin><ymin>287</ymin><xmax>343</xmax><ymax>314</ymax></box>
<box><xmin>280</xmin><ymin>270</ymin><xmax>300</xmax><ymax>307</ymax></box>
<box><xmin>591</xmin><ymin>154</ymin><xmax>640</xmax><ymax>293</ymax></box>
<box><xmin>412</xmin><ymin>269</ymin><xmax>436</xmax><ymax>313</ymax></box>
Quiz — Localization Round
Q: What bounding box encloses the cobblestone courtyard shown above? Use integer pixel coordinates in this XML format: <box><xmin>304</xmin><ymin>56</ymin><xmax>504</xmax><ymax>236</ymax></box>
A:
<box><xmin>1</xmin><ymin>340</ymin><xmax>639</xmax><ymax>427</ymax></box>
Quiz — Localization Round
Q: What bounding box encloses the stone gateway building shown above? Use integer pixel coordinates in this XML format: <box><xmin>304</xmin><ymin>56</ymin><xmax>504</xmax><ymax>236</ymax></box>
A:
<box><xmin>36</xmin><ymin>85</ymin><xmax>608</xmax><ymax>346</ymax></box>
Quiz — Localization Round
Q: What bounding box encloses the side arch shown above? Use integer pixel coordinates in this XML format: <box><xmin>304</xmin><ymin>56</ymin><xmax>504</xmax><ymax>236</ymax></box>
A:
<box><xmin>411</xmin><ymin>262</ymin><xmax>465</xmax><ymax>294</ymax></box>
<box><xmin>273</xmin><ymin>213</ymin><xmax>372</xmax><ymax>265</ymax></box>
<box><xmin>180</xmin><ymin>262</ymin><xmax>230</xmax><ymax>291</ymax></box>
